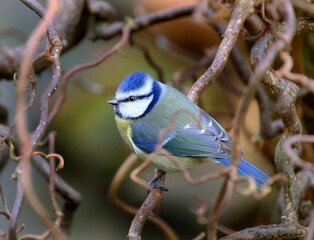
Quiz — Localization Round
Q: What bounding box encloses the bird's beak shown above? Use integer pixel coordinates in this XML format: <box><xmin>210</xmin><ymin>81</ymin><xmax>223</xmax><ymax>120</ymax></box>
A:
<box><xmin>108</xmin><ymin>97</ymin><xmax>118</xmax><ymax>105</ymax></box>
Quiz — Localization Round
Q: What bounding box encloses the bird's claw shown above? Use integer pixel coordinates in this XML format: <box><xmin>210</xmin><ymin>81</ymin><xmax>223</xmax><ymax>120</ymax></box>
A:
<box><xmin>148</xmin><ymin>180</ymin><xmax>168</xmax><ymax>191</ymax></box>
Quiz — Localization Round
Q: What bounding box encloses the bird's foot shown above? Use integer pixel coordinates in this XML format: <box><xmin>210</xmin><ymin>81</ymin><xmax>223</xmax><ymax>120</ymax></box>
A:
<box><xmin>148</xmin><ymin>170</ymin><xmax>168</xmax><ymax>192</ymax></box>
<box><xmin>148</xmin><ymin>180</ymin><xmax>168</xmax><ymax>191</ymax></box>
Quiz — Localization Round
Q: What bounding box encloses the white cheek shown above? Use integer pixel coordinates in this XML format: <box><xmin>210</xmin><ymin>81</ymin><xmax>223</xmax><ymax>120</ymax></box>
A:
<box><xmin>119</xmin><ymin>95</ymin><xmax>153</xmax><ymax>118</ymax></box>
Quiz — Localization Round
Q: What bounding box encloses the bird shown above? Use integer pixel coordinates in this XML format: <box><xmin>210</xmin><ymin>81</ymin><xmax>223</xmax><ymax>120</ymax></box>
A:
<box><xmin>108</xmin><ymin>71</ymin><xmax>270</xmax><ymax>189</ymax></box>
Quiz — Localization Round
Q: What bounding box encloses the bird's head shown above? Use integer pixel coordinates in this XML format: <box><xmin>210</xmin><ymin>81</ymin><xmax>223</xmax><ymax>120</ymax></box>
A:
<box><xmin>108</xmin><ymin>71</ymin><xmax>163</xmax><ymax>119</ymax></box>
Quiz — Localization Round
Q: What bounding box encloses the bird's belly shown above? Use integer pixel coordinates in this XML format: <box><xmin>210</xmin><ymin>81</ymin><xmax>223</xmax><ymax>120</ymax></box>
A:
<box><xmin>114</xmin><ymin>116</ymin><xmax>206</xmax><ymax>172</ymax></box>
<box><xmin>152</xmin><ymin>155</ymin><xmax>204</xmax><ymax>172</ymax></box>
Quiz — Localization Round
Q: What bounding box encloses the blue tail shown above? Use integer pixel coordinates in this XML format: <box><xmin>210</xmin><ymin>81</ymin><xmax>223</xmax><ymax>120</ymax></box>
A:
<box><xmin>216</xmin><ymin>158</ymin><xmax>269</xmax><ymax>189</ymax></box>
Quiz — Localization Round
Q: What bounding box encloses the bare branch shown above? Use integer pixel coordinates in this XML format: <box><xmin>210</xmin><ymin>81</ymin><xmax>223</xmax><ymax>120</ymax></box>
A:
<box><xmin>15</xmin><ymin>1</ymin><xmax>67</xmax><ymax>238</ymax></box>
<box><xmin>95</xmin><ymin>5</ymin><xmax>199</xmax><ymax>40</ymax></box>
<box><xmin>207</xmin><ymin>166</ymin><xmax>237</xmax><ymax>240</ymax></box>
<box><xmin>276</xmin><ymin>51</ymin><xmax>314</xmax><ymax>94</ymax></box>
<box><xmin>109</xmin><ymin>154</ymin><xmax>178</xmax><ymax>240</ymax></box>
<box><xmin>86</xmin><ymin>0</ymin><xmax>116</xmax><ymax>20</ymax></box>
<box><xmin>284</xmin><ymin>134</ymin><xmax>314</xmax><ymax>171</ymax></box>
<box><xmin>126</xmin><ymin>169</ymin><xmax>178</xmax><ymax>240</ymax></box>
<box><xmin>0</xmin><ymin>0</ymin><xmax>86</xmax><ymax>80</ymax></box>
<box><xmin>32</xmin><ymin>155</ymin><xmax>81</xmax><ymax>233</ymax></box>
<box><xmin>0</xmin><ymin>184</ymin><xmax>10</xmax><ymax>220</ymax></box>
<box><xmin>220</xmin><ymin>222</ymin><xmax>307</xmax><ymax>240</ymax></box>
<box><xmin>129</xmin><ymin>37</ymin><xmax>165</xmax><ymax>83</ymax></box>
<box><xmin>275</xmin><ymin>80</ymin><xmax>301</xmax><ymax>222</ymax></box>
<box><xmin>232</xmin><ymin>0</ymin><xmax>296</xmax><ymax>164</ymax></box>
<box><xmin>0</xmin><ymin>143</ymin><xmax>9</xmax><ymax>172</ymax></box>
<box><xmin>48</xmin><ymin>25</ymin><xmax>131</xmax><ymax>124</ymax></box>
<box><xmin>187</xmin><ymin>0</ymin><xmax>262</xmax><ymax>103</ymax></box>
<box><xmin>8</xmin><ymin>178</ymin><xmax>24</xmax><ymax>240</ymax></box>
<box><xmin>291</xmin><ymin>0</ymin><xmax>314</xmax><ymax>17</ymax></box>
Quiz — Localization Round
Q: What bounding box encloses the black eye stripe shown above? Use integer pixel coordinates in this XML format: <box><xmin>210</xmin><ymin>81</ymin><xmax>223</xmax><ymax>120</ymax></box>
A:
<box><xmin>119</xmin><ymin>92</ymin><xmax>153</xmax><ymax>103</ymax></box>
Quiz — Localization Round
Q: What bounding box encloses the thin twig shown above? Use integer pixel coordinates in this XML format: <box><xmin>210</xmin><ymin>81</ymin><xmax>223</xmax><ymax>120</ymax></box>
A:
<box><xmin>291</xmin><ymin>0</ymin><xmax>314</xmax><ymax>17</ymax></box>
<box><xmin>283</xmin><ymin>134</ymin><xmax>314</xmax><ymax>171</ymax></box>
<box><xmin>96</xmin><ymin>5</ymin><xmax>199</xmax><ymax>40</ymax></box>
<box><xmin>48</xmin><ymin>25</ymin><xmax>131</xmax><ymax>124</ymax></box>
<box><xmin>173</xmin><ymin>49</ymin><xmax>217</xmax><ymax>87</ymax></box>
<box><xmin>0</xmin><ymin>143</ymin><xmax>9</xmax><ymax>173</ymax></box>
<box><xmin>129</xmin><ymin>37</ymin><xmax>165</xmax><ymax>83</ymax></box>
<box><xmin>73</xmin><ymin>76</ymin><xmax>117</xmax><ymax>95</ymax></box>
<box><xmin>207</xmin><ymin>166</ymin><xmax>237</xmax><ymax>240</ymax></box>
<box><xmin>307</xmin><ymin>210</ymin><xmax>314</xmax><ymax>240</ymax></box>
<box><xmin>15</xmin><ymin>0</ymin><xmax>66</xmax><ymax>239</ymax></box>
<box><xmin>192</xmin><ymin>232</ymin><xmax>206</xmax><ymax>240</ymax></box>
<box><xmin>32</xmin><ymin>151</ymin><xmax>64</xmax><ymax>171</ymax></box>
<box><xmin>187</xmin><ymin>0</ymin><xmax>261</xmax><ymax>103</ymax></box>
<box><xmin>0</xmin><ymin>0</ymin><xmax>86</xmax><ymax>80</ymax></box>
<box><xmin>48</xmin><ymin>132</ymin><xmax>63</xmax><ymax>235</ymax></box>
<box><xmin>109</xmin><ymin>154</ymin><xmax>140</xmax><ymax>214</ymax></box>
<box><xmin>276</xmin><ymin>51</ymin><xmax>314</xmax><ymax>94</ymax></box>
<box><xmin>8</xmin><ymin>178</ymin><xmax>24</xmax><ymax>240</ymax></box>
<box><xmin>0</xmin><ymin>56</ymin><xmax>38</xmax><ymax>144</ymax></box>
<box><xmin>231</xmin><ymin>0</ymin><xmax>296</xmax><ymax>165</ymax></box>
<box><xmin>0</xmin><ymin>184</ymin><xmax>10</xmax><ymax>220</ymax></box>
<box><xmin>32</xmin><ymin>154</ymin><xmax>81</xmax><ymax>233</ymax></box>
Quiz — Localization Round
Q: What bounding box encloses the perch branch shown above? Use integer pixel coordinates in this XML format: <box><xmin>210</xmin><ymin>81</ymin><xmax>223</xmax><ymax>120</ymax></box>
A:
<box><xmin>109</xmin><ymin>154</ymin><xmax>179</xmax><ymax>240</ymax></box>
<box><xmin>126</xmin><ymin>169</ymin><xmax>176</xmax><ymax>240</ymax></box>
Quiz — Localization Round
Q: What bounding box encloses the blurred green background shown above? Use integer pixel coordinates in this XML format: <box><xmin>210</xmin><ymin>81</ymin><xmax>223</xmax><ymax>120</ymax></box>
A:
<box><xmin>0</xmin><ymin>1</ymin><xmax>275</xmax><ymax>239</ymax></box>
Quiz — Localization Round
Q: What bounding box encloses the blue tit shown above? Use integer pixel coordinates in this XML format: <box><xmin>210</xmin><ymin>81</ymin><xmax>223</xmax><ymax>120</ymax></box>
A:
<box><xmin>108</xmin><ymin>71</ymin><xmax>270</xmax><ymax>189</ymax></box>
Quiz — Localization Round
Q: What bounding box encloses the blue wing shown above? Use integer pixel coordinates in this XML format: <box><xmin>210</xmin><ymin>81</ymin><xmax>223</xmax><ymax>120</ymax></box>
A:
<box><xmin>131</xmin><ymin>109</ymin><xmax>232</xmax><ymax>157</ymax></box>
<box><xmin>162</xmin><ymin>124</ymin><xmax>231</xmax><ymax>158</ymax></box>
<box><xmin>131</xmin><ymin>110</ymin><xmax>269</xmax><ymax>188</ymax></box>
<box><xmin>131</xmin><ymin>121</ymin><xmax>175</xmax><ymax>153</ymax></box>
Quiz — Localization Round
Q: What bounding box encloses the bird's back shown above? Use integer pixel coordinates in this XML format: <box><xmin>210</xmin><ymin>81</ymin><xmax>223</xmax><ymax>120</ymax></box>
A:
<box><xmin>139</xmin><ymin>85</ymin><xmax>202</xmax><ymax>131</ymax></box>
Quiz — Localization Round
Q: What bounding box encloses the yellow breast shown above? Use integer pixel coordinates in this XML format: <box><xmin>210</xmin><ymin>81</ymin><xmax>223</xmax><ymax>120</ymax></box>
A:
<box><xmin>115</xmin><ymin>116</ymin><xmax>150</xmax><ymax>159</ymax></box>
<box><xmin>115</xmin><ymin>116</ymin><xmax>133</xmax><ymax>147</ymax></box>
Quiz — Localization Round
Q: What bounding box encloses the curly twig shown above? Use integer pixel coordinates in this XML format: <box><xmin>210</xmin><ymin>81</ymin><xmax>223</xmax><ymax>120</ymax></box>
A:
<box><xmin>0</xmin><ymin>0</ymin><xmax>86</xmax><ymax>80</ymax></box>
<box><xmin>15</xmin><ymin>0</ymin><xmax>67</xmax><ymax>239</ymax></box>
<box><xmin>284</xmin><ymin>134</ymin><xmax>314</xmax><ymax>171</ymax></box>
<box><xmin>231</xmin><ymin>0</ymin><xmax>296</xmax><ymax>164</ymax></box>
<box><xmin>187</xmin><ymin>0</ymin><xmax>262</xmax><ymax>103</ymax></box>
<box><xmin>32</xmin><ymin>154</ymin><xmax>81</xmax><ymax>233</ymax></box>
<box><xmin>48</xmin><ymin>25</ymin><xmax>131</xmax><ymax>124</ymax></box>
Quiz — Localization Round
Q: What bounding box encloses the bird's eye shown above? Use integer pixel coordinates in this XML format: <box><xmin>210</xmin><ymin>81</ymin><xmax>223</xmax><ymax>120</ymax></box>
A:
<box><xmin>129</xmin><ymin>96</ymin><xmax>137</xmax><ymax>101</ymax></box>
